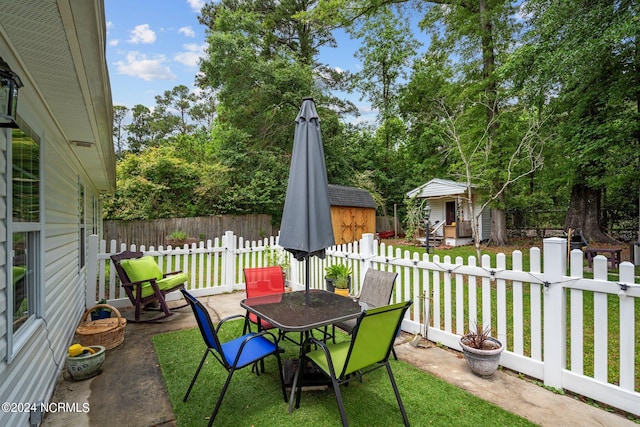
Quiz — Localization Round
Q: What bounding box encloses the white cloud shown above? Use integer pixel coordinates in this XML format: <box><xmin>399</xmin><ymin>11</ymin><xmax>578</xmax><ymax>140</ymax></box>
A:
<box><xmin>109</xmin><ymin>39</ymin><xmax>119</xmax><ymax>47</ymax></box>
<box><xmin>179</xmin><ymin>26</ymin><xmax>196</xmax><ymax>38</ymax></box>
<box><xmin>174</xmin><ymin>43</ymin><xmax>207</xmax><ymax>67</ymax></box>
<box><xmin>186</xmin><ymin>0</ymin><xmax>205</xmax><ymax>12</ymax></box>
<box><xmin>128</xmin><ymin>24</ymin><xmax>156</xmax><ymax>44</ymax></box>
<box><xmin>115</xmin><ymin>51</ymin><xmax>176</xmax><ymax>81</ymax></box>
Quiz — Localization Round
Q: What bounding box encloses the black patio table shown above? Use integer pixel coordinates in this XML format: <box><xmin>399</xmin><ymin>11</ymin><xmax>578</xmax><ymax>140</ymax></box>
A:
<box><xmin>240</xmin><ymin>289</ymin><xmax>362</xmax><ymax>412</ymax></box>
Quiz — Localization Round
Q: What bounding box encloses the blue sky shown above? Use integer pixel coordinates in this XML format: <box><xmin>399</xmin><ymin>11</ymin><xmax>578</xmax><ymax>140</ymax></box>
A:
<box><xmin>105</xmin><ymin>0</ymin><xmax>379</xmax><ymax>122</ymax></box>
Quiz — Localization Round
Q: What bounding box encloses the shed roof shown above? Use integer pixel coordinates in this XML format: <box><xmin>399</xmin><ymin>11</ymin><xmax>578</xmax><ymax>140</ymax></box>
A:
<box><xmin>406</xmin><ymin>178</ymin><xmax>477</xmax><ymax>199</ymax></box>
<box><xmin>328</xmin><ymin>184</ymin><xmax>377</xmax><ymax>209</ymax></box>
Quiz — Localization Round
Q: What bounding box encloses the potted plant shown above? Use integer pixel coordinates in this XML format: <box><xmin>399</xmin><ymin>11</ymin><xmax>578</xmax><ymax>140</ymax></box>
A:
<box><xmin>265</xmin><ymin>246</ymin><xmax>290</xmax><ymax>282</ymax></box>
<box><xmin>90</xmin><ymin>299</ymin><xmax>111</xmax><ymax>321</ymax></box>
<box><xmin>459</xmin><ymin>322</ymin><xmax>504</xmax><ymax>377</ymax></box>
<box><xmin>165</xmin><ymin>230</ymin><xmax>197</xmax><ymax>247</ymax></box>
<box><xmin>325</xmin><ymin>264</ymin><xmax>352</xmax><ymax>296</ymax></box>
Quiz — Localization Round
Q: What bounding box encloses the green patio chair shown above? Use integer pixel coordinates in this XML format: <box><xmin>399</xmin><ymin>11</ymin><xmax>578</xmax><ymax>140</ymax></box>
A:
<box><xmin>334</xmin><ymin>269</ymin><xmax>399</xmax><ymax>358</ymax></box>
<box><xmin>296</xmin><ymin>300</ymin><xmax>413</xmax><ymax>427</ymax></box>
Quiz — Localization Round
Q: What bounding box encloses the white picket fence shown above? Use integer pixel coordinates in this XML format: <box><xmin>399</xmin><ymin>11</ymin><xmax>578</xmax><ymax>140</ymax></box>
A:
<box><xmin>86</xmin><ymin>233</ymin><xmax>639</xmax><ymax>416</ymax></box>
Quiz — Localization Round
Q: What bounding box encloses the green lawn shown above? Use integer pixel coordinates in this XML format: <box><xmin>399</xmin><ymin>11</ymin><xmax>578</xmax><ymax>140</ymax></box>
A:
<box><xmin>152</xmin><ymin>320</ymin><xmax>537</xmax><ymax>427</ymax></box>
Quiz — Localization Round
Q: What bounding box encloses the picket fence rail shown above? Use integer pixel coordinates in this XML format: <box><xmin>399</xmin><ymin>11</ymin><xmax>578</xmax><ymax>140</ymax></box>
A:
<box><xmin>85</xmin><ymin>232</ymin><xmax>639</xmax><ymax>417</ymax></box>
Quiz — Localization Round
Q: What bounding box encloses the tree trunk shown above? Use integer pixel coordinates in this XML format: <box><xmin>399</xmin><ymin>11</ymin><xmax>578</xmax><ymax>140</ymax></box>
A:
<box><xmin>564</xmin><ymin>183</ymin><xmax>616</xmax><ymax>243</ymax></box>
<box><xmin>488</xmin><ymin>206</ymin><xmax>508</xmax><ymax>246</ymax></box>
<box><xmin>479</xmin><ymin>0</ymin><xmax>507</xmax><ymax>247</ymax></box>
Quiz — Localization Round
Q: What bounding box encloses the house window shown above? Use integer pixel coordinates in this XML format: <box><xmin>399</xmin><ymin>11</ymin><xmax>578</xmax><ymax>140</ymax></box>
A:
<box><xmin>8</xmin><ymin>126</ymin><xmax>42</xmax><ymax>358</ymax></box>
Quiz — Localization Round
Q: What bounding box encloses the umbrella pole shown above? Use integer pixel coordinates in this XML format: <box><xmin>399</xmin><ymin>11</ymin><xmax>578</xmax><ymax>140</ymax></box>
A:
<box><xmin>305</xmin><ymin>256</ymin><xmax>310</xmax><ymax>305</ymax></box>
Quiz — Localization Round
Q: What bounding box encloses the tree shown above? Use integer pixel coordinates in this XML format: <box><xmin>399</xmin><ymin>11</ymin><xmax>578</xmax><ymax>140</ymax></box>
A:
<box><xmin>434</xmin><ymin>96</ymin><xmax>546</xmax><ymax>259</ymax></box>
<box><xmin>194</xmin><ymin>0</ymin><xmax>361</xmax><ymax>220</ymax></box>
<box><xmin>189</xmin><ymin>88</ymin><xmax>217</xmax><ymax>132</ymax></box>
<box><xmin>102</xmin><ymin>147</ymin><xmax>230</xmax><ymax>220</ymax></box>
<box><xmin>125</xmin><ymin>104</ymin><xmax>153</xmax><ymax>152</ymax></box>
<box><xmin>112</xmin><ymin>105</ymin><xmax>129</xmax><ymax>158</ymax></box>
<box><xmin>309</xmin><ymin>0</ymin><xmax>523</xmax><ymax>245</ymax></box>
<box><xmin>154</xmin><ymin>85</ymin><xmax>196</xmax><ymax>135</ymax></box>
<box><xmin>349</xmin><ymin>6</ymin><xmax>420</xmax><ymax>150</ymax></box>
<box><xmin>512</xmin><ymin>0</ymin><xmax>638</xmax><ymax>242</ymax></box>
<box><xmin>198</xmin><ymin>0</ymin><xmax>353</xmax><ymax>151</ymax></box>
<box><xmin>419</xmin><ymin>0</ymin><xmax>523</xmax><ymax>246</ymax></box>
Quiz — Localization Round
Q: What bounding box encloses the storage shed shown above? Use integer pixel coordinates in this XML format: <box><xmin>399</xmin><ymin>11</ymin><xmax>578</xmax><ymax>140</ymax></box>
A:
<box><xmin>406</xmin><ymin>178</ymin><xmax>491</xmax><ymax>247</ymax></box>
<box><xmin>328</xmin><ymin>184</ymin><xmax>377</xmax><ymax>245</ymax></box>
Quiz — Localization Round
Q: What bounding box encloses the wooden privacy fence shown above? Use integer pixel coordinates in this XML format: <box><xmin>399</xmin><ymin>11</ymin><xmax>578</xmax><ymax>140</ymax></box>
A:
<box><xmin>103</xmin><ymin>214</ymin><xmax>274</xmax><ymax>248</ymax></box>
<box><xmin>86</xmin><ymin>233</ymin><xmax>639</xmax><ymax>417</ymax></box>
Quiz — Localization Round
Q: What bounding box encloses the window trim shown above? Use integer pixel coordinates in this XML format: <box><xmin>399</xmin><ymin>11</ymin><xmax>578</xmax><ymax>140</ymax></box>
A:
<box><xmin>5</xmin><ymin>125</ymin><xmax>44</xmax><ymax>362</ymax></box>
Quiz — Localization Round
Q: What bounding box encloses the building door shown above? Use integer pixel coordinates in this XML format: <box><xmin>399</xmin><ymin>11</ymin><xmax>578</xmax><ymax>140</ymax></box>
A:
<box><xmin>446</xmin><ymin>201</ymin><xmax>456</xmax><ymax>225</ymax></box>
<box><xmin>338</xmin><ymin>207</ymin><xmax>367</xmax><ymax>244</ymax></box>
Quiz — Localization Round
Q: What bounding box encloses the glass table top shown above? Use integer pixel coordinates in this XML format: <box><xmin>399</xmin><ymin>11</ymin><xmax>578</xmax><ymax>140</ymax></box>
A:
<box><xmin>241</xmin><ymin>289</ymin><xmax>362</xmax><ymax>332</ymax></box>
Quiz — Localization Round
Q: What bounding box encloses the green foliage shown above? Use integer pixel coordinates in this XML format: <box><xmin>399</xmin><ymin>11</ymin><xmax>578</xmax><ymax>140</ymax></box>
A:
<box><xmin>102</xmin><ymin>147</ymin><xmax>230</xmax><ymax>220</ymax></box>
<box><xmin>324</xmin><ymin>264</ymin><xmax>352</xmax><ymax>288</ymax></box>
<box><xmin>168</xmin><ymin>230</ymin><xmax>188</xmax><ymax>240</ymax></box>
<box><xmin>509</xmin><ymin>0</ymin><xmax>639</xmax><ymax>236</ymax></box>
<box><xmin>264</xmin><ymin>246</ymin><xmax>290</xmax><ymax>271</ymax></box>
<box><xmin>105</xmin><ymin>0</ymin><xmax>639</xmax><ymax>237</ymax></box>
<box><xmin>91</xmin><ymin>299</ymin><xmax>110</xmax><ymax>316</ymax></box>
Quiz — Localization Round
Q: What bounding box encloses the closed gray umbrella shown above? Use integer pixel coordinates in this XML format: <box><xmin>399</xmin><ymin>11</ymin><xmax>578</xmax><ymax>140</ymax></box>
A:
<box><xmin>279</xmin><ymin>97</ymin><xmax>335</xmax><ymax>304</ymax></box>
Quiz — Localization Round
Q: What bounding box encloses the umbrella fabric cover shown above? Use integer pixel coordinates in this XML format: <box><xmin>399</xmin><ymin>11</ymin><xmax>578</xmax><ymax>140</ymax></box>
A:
<box><xmin>279</xmin><ymin>98</ymin><xmax>335</xmax><ymax>261</ymax></box>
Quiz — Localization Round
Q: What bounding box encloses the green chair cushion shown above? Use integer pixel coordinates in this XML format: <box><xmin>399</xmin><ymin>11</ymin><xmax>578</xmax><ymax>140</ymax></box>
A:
<box><xmin>120</xmin><ymin>256</ymin><xmax>163</xmax><ymax>284</ymax></box>
<box><xmin>138</xmin><ymin>272</ymin><xmax>188</xmax><ymax>298</ymax></box>
<box><xmin>13</xmin><ymin>266</ymin><xmax>27</xmax><ymax>285</ymax></box>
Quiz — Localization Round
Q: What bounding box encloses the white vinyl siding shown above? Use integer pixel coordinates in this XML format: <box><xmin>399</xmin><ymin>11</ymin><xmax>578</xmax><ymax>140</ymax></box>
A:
<box><xmin>0</xmin><ymin>118</ymin><xmax>102</xmax><ymax>427</ymax></box>
<box><xmin>0</xmin><ymin>127</ymin><xmax>100</xmax><ymax>425</ymax></box>
<box><xmin>0</xmin><ymin>130</ymin><xmax>7</xmax><ymax>362</ymax></box>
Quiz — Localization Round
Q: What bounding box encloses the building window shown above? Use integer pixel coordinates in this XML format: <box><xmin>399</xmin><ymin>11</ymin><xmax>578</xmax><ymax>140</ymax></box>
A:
<box><xmin>8</xmin><ymin>126</ymin><xmax>42</xmax><ymax>358</ymax></box>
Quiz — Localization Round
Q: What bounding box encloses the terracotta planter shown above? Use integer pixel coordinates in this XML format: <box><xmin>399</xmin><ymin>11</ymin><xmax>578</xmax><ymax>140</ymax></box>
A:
<box><xmin>459</xmin><ymin>336</ymin><xmax>504</xmax><ymax>377</ymax></box>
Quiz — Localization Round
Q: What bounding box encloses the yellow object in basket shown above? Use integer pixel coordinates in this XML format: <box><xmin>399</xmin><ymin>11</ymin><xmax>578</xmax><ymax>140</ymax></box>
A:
<box><xmin>68</xmin><ymin>344</ymin><xmax>96</xmax><ymax>357</ymax></box>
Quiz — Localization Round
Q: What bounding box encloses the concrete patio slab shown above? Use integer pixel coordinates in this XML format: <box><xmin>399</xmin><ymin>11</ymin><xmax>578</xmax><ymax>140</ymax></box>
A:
<box><xmin>43</xmin><ymin>292</ymin><xmax>635</xmax><ymax>427</ymax></box>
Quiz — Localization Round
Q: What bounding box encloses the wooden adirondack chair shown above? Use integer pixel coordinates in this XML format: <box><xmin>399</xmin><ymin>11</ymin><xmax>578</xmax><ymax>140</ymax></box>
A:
<box><xmin>110</xmin><ymin>250</ymin><xmax>188</xmax><ymax>322</ymax></box>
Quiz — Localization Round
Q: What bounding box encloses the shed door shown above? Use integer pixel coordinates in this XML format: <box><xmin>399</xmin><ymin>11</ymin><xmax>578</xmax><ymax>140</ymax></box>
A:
<box><xmin>338</xmin><ymin>207</ymin><xmax>367</xmax><ymax>244</ymax></box>
<box><xmin>446</xmin><ymin>201</ymin><xmax>456</xmax><ymax>225</ymax></box>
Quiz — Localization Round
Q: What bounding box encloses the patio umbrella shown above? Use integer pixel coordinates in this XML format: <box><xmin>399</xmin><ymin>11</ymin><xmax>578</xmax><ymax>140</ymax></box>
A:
<box><xmin>279</xmin><ymin>97</ymin><xmax>335</xmax><ymax>305</ymax></box>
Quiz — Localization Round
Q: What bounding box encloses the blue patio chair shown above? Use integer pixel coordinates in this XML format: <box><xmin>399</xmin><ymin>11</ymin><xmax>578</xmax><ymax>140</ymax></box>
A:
<box><xmin>180</xmin><ymin>289</ymin><xmax>287</xmax><ymax>426</ymax></box>
<box><xmin>296</xmin><ymin>300</ymin><xmax>413</xmax><ymax>427</ymax></box>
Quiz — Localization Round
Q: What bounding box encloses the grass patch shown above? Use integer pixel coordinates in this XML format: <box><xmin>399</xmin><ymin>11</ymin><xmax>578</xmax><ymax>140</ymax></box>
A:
<box><xmin>152</xmin><ymin>319</ymin><xmax>536</xmax><ymax>426</ymax></box>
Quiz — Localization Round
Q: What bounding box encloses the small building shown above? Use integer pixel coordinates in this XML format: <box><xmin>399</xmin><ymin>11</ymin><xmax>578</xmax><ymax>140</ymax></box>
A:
<box><xmin>328</xmin><ymin>184</ymin><xmax>377</xmax><ymax>245</ymax></box>
<box><xmin>406</xmin><ymin>178</ymin><xmax>491</xmax><ymax>247</ymax></box>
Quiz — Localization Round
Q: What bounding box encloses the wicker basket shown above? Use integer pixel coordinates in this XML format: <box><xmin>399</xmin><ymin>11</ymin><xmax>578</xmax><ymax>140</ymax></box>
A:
<box><xmin>76</xmin><ymin>304</ymin><xmax>126</xmax><ymax>350</ymax></box>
